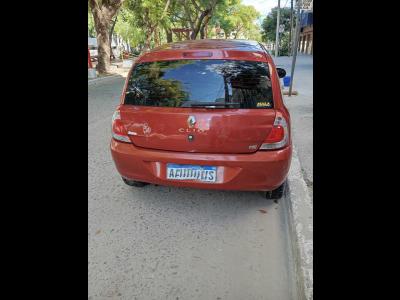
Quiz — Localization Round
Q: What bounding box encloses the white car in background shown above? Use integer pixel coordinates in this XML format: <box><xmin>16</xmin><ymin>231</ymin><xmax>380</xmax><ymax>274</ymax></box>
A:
<box><xmin>88</xmin><ymin>37</ymin><xmax>120</xmax><ymax>60</ymax></box>
<box><xmin>88</xmin><ymin>37</ymin><xmax>98</xmax><ymax>61</ymax></box>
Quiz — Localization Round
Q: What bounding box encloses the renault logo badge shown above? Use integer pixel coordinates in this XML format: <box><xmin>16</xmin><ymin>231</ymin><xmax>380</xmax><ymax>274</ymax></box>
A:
<box><xmin>187</xmin><ymin>116</ymin><xmax>196</xmax><ymax>128</ymax></box>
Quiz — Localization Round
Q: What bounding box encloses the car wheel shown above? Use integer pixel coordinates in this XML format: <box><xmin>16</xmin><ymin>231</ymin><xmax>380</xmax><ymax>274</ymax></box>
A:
<box><xmin>122</xmin><ymin>177</ymin><xmax>149</xmax><ymax>187</ymax></box>
<box><xmin>265</xmin><ymin>181</ymin><xmax>286</xmax><ymax>199</ymax></box>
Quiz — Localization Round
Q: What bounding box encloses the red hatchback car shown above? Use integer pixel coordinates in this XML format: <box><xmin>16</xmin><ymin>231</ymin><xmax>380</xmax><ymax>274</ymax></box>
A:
<box><xmin>111</xmin><ymin>39</ymin><xmax>292</xmax><ymax>199</ymax></box>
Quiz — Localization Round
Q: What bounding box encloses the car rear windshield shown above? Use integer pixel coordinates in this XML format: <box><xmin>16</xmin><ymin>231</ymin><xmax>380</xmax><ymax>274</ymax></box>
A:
<box><xmin>124</xmin><ymin>59</ymin><xmax>274</xmax><ymax>108</ymax></box>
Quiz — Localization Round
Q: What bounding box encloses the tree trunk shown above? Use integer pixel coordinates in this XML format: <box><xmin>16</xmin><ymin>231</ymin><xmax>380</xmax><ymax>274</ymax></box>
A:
<box><xmin>190</xmin><ymin>9</ymin><xmax>210</xmax><ymax>40</ymax></box>
<box><xmin>93</xmin><ymin>11</ymin><xmax>111</xmax><ymax>73</ymax></box>
<box><xmin>165</xmin><ymin>27</ymin><xmax>173</xmax><ymax>43</ymax></box>
<box><xmin>200</xmin><ymin>14</ymin><xmax>210</xmax><ymax>39</ymax></box>
<box><xmin>109</xmin><ymin>15</ymin><xmax>118</xmax><ymax>59</ymax></box>
<box><xmin>143</xmin><ymin>8</ymin><xmax>154</xmax><ymax>51</ymax></box>
<box><xmin>200</xmin><ymin>28</ymin><xmax>205</xmax><ymax>39</ymax></box>
<box><xmin>190</xmin><ymin>0</ymin><xmax>217</xmax><ymax>40</ymax></box>
<box><xmin>154</xmin><ymin>26</ymin><xmax>160</xmax><ymax>47</ymax></box>
<box><xmin>200</xmin><ymin>25</ymin><xmax>205</xmax><ymax>39</ymax></box>
<box><xmin>144</xmin><ymin>27</ymin><xmax>153</xmax><ymax>51</ymax></box>
<box><xmin>89</xmin><ymin>0</ymin><xmax>124</xmax><ymax>74</ymax></box>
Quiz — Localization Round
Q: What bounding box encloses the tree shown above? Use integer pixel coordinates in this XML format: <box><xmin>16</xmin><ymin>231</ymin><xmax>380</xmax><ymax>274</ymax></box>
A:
<box><xmin>261</xmin><ymin>7</ymin><xmax>292</xmax><ymax>43</ymax></box>
<box><xmin>109</xmin><ymin>15</ymin><xmax>118</xmax><ymax>57</ymax></box>
<box><xmin>230</xmin><ymin>5</ymin><xmax>259</xmax><ymax>39</ymax></box>
<box><xmin>181</xmin><ymin>0</ymin><xmax>217</xmax><ymax>40</ymax></box>
<box><xmin>125</xmin><ymin>0</ymin><xmax>171</xmax><ymax>51</ymax></box>
<box><xmin>209</xmin><ymin>0</ymin><xmax>239</xmax><ymax>39</ymax></box>
<box><xmin>209</xmin><ymin>0</ymin><xmax>259</xmax><ymax>40</ymax></box>
<box><xmin>164</xmin><ymin>0</ymin><xmax>191</xmax><ymax>41</ymax></box>
<box><xmin>278</xmin><ymin>31</ymin><xmax>291</xmax><ymax>56</ymax></box>
<box><xmin>114</xmin><ymin>8</ymin><xmax>145</xmax><ymax>52</ymax></box>
<box><xmin>89</xmin><ymin>0</ymin><xmax>126</xmax><ymax>74</ymax></box>
<box><xmin>245</xmin><ymin>23</ymin><xmax>262</xmax><ymax>41</ymax></box>
<box><xmin>88</xmin><ymin>11</ymin><xmax>96</xmax><ymax>37</ymax></box>
<box><xmin>261</xmin><ymin>7</ymin><xmax>293</xmax><ymax>55</ymax></box>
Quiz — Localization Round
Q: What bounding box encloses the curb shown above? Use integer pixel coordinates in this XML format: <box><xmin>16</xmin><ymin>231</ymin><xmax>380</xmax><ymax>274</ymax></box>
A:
<box><xmin>284</xmin><ymin>146</ymin><xmax>313</xmax><ymax>300</ymax></box>
<box><xmin>88</xmin><ymin>74</ymin><xmax>122</xmax><ymax>86</ymax></box>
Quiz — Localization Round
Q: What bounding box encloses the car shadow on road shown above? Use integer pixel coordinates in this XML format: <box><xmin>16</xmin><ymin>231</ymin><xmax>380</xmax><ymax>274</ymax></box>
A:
<box><xmin>123</xmin><ymin>183</ymin><xmax>282</xmax><ymax>219</ymax></box>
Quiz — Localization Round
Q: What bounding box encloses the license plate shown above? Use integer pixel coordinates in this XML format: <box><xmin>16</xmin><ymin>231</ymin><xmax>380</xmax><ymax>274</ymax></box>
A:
<box><xmin>166</xmin><ymin>164</ymin><xmax>217</xmax><ymax>182</ymax></box>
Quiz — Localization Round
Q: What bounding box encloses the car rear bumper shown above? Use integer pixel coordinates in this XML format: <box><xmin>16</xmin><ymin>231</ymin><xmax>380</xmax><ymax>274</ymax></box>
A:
<box><xmin>110</xmin><ymin>140</ymin><xmax>292</xmax><ymax>191</ymax></box>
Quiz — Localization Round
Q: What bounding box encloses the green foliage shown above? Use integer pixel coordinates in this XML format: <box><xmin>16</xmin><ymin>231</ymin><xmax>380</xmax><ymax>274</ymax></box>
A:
<box><xmin>90</xmin><ymin>0</ymin><xmax>270</xmax><ymax>52</ymax></box>
<box><xmin>279</xmin><ymin>32</ymin><xmax>290</xmax><ymax>56</ymax></box>
<box><xmin>261</xmin><ymin>7</ymin><xmax>292</xmax><ymax>42</ymax></box>
<box><xmin>123</xmin><ymin>0</ymin><xmax>172</xmax><ymax>48</ymax></box>
<box><xmin>246</xmin><ymin>24</ymin><xmax>262</xmax><ymax>42</ymax></box>
<box><xmin>210</xmin><ymin>0</ymin><xmax>260</xmax><ymax>39</ymax></box>
<box><xmin>88</xmin><ymin>11</ymin><xmax>96</xmax><ymax>37</ymax></box>
<box><xmin>231</xmin><ymin>4</ymin><xmax>260</xmax><ymax>38</ymax></box>
<box><xmin>125</xmin><ymin>0</ymin><xmax>169</xmax><ymax>28</ymax></box>
<box><xmin>114</xmin><ymin>7</ymin><xmax>145</xmax><ymax>48</ymax></box>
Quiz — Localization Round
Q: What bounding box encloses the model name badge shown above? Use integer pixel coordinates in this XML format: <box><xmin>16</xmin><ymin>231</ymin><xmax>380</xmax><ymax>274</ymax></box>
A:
<box><xmin>178</xmin><ymin>128</ymin><xmax>205</xmax><ymax>133</ymax></box>
<box><xmin>249</xmin><ymin>144</ymin><xmax>258</xmax><ymax>150</ymax></box>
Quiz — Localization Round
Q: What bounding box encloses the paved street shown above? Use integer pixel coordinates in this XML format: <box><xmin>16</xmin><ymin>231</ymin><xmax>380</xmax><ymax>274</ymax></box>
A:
<box><xmin>88</xmin><ymin>76</ymin><xmax>297</xmax><ymax>299</ymax></box>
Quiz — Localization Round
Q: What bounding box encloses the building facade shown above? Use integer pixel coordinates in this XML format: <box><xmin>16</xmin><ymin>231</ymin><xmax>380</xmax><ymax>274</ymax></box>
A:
<box><xmin>298</xmin><ymin>11</ymin><xmax>313</xmax><ymax>54</ymax></box>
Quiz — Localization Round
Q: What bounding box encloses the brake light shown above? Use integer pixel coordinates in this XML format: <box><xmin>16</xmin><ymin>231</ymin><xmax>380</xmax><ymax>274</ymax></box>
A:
<box><xmin>260</xmin><ymin>111</ymin><xmax>289</xmax><ymax>150</ymax></box>
<box><xmin>111</xmin><ymin>110</ymin><xmax>131</xmax><ymax>143</ymax></box>
<box><xmin>182</xmin><ymin>51</ymin><xmax>213</xmax><ymax>58</ymax></box>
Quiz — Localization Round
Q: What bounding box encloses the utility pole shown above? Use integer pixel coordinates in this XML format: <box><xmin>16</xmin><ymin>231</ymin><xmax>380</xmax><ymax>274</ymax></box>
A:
<box><xmin>275</xmin><ymin>0</ymin><xmax>281</xmax><ymax>57</ymax></box>
<box><xmin>289</xmin><ymin>0</ymin><xmax>302</xmax><ymax>96</ymax></box>
<box><xmin>289</xmin><ymin>0</ymin><xmax>294</xmax><ymax>55</ymax></box>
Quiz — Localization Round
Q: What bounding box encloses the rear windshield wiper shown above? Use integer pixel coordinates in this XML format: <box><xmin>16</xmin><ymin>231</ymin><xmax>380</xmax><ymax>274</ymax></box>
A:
<box><xmin>183</xmin><ymin>101</ymin><xmax>240</xmax><ymax>108</ymax></box>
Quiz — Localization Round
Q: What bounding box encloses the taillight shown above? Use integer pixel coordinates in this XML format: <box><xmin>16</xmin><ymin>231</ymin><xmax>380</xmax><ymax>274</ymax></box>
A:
<box><xmin>111</xmin><ymin>110</ymin><xmax>131</xmax><ymax>143</ymax></box>
<box><xmin>182</xmin><ymin>51</ymin><xmax>213</xmax><ymax>58</ymax></box>
<box><xmin>260</xmin><ymin>111</ymin><xmax>289</xmax><ymax>150</ymax></box>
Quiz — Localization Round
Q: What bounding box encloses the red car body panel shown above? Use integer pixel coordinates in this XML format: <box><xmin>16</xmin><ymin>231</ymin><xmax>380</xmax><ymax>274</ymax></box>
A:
<box><xmin>120</xmin><ymin>106</ymin><xmax>277</xmax><ymax>154</ymax></box>
<box><xmin>111</xmin><ymin>39</ymin><xmax>292</xmax><ymax>191</ymax></box>
<box><xmin>111</xmin><ymin>140</ymin><xmax>291</xmax><ymax>191</ymax></box>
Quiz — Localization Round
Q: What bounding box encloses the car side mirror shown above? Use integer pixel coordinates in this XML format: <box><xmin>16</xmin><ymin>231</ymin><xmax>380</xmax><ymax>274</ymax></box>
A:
<box><xmin>276</xmin><ymin>68</ymin><xmax>286</xmax><ymax>78</ymax></box>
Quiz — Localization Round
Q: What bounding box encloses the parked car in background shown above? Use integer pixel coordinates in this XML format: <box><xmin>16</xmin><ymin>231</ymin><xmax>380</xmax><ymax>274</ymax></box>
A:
<box><xmin>88</xmin><ymin>37</ymin><xmax>98</xmax><ymax>61</ymax></box>
<box><xmin>110</xmin><ymin>39</ymin><xmax>291</xmax><ymax>199</ymax></box>
<box><xmin>88</xmin><ymin>37</ymin><xmax>121</xmax><ymax>61</ymax></box>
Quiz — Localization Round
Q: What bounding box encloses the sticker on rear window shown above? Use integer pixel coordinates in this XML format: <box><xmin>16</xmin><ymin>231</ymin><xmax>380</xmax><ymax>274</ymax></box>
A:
<box><xmin>256</xmin><ymin>101</ymin><xmax>271</xmax><ymax>108</ymax></box>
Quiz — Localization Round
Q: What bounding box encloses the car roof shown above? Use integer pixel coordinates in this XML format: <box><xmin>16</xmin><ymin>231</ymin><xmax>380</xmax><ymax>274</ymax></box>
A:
<box><xmin>137</xmin><ymin>39</ymin><xmax>272</xmax><ymax>64</ymax></box>
<box><xmin>151</xmin><ymin>39</ymin><xmax>264</xmax><ymax>52</ymax></box>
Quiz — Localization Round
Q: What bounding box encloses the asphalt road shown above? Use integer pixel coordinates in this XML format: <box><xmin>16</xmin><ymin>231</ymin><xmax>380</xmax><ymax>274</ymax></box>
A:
<box><xmin>88</xmin><ymin>76</ymin><xmax>297</xmax><ymax>299</ymax></box>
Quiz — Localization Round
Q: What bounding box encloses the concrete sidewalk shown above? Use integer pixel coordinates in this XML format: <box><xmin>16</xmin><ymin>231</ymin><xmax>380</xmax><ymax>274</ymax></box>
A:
<box><xmin>274</xmin><ymin>54</ymin><xmax>313</xmax><ymax>300</ymax></box>
<box><xmin>275</xmin><ymin>55</ymin><xmax>313</xmax><ymax>196</ymax></box>
<box><xmin>88</xmin><ymin>58</ymin><xmax>135</xmax><ymax>82</ymax></box>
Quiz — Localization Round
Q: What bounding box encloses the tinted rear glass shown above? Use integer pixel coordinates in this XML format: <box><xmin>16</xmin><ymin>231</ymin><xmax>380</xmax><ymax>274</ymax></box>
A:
<box><xmin>124</xmin><ymin>59</ymin><xmax>273</xmax><ymax>108</ymax></box>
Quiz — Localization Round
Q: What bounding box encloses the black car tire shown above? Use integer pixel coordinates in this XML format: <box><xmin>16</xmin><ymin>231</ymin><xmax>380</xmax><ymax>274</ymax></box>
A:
<box><xmin>265</xmin><ymin>181</ymin><xmax>286</xmax><ymax>199</ymax></box>
<box><xmin>122</xmin><ymin>177</ymin><xmax>148</xmax><ymax>187</ymax></box>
